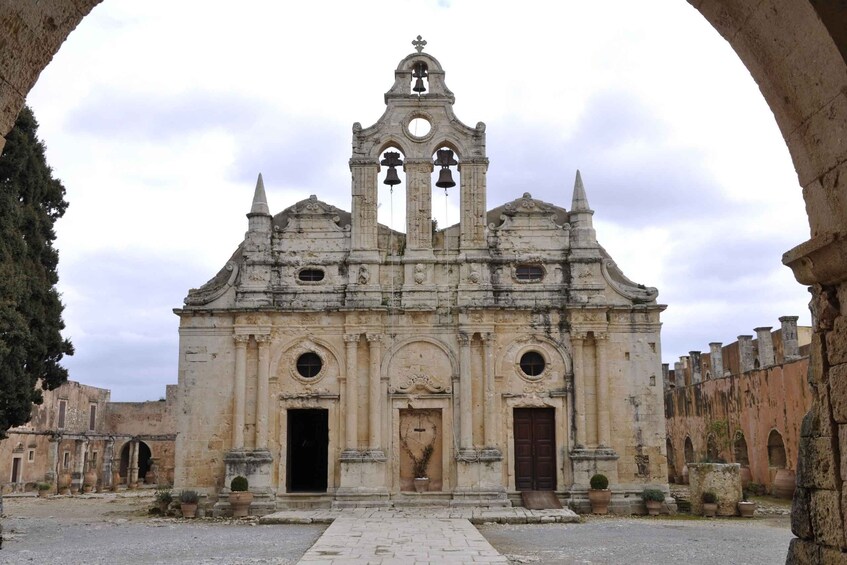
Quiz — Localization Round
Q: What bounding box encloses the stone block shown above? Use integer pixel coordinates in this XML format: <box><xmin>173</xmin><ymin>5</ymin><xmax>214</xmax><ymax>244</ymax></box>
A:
<box><xmin>786</xmin><ymin>538</ymin><xmax>821</xmax><ymax>564</ymax></box>
<box><xmin>820</xmin><ymin>546</ymin><xmax>847</xmax><ymax>565</ymax></box>
<box><xmin>792</xmin><ymin>487</ymin><xmax>813</xmax><ymax>540</ymax></box>
<box><xmin>830</xmin><ymin>363</ymin><xmax>847</xmax><ymax>423</ymax></box>
<box><xmin>796</xmin><ymin>436</ymin><xmax>837</xmax><ymax>489</ymax></box>
<box><xmin>811</xmin><ymin>489</ymin><xmax>846</xmax><ymax>550</ymax></box>
<box><xmin>827</xmin><ymin>319</ymin><xmax>847</xmax><ymax>367</ymax></box>
<box><xmin>841</xmin><ymin>426</ymin><xmax>847</xmax><ymax>482</ymax></box>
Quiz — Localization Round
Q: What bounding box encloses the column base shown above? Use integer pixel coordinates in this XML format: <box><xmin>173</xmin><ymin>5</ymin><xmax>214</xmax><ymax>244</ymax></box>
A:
<box><xmin>569</xmin><ymin>447</ymin><xmax>619</xmax><ymax>487</ymax></box>
<box><xmin>455</xmin><ymin>449</ymin><xmax>507</xmax><ymax>499</ymax></box>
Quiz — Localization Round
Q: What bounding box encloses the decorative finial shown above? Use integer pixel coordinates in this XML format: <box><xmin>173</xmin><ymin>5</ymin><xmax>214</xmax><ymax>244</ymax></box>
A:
<box><xmin>412</xmin><ymin>35</ymin><xmax>427</xmax><ymax>53</ymax></box>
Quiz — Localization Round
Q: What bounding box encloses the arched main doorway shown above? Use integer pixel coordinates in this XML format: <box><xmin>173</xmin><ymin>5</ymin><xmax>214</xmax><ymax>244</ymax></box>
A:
<box><xmin>119</xmin><ymin>441</ymin><xmax>152</xmax><ymax>483</ymax></box>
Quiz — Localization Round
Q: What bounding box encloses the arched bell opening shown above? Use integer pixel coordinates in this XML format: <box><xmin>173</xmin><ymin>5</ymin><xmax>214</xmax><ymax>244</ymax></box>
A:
<box><xmin>430</xmin><ymin>146</ymin><xmax>460</xmax><ymax>249</ymax></box>
<box><xmin>377</xmin><ymin>147</ymin><xmax>407</xmax><ymax>234</ymax></box>
<box><xmin>410</xmin><ymin>60</ymin><xmax>429</xmax><ymax>95</ymax></box>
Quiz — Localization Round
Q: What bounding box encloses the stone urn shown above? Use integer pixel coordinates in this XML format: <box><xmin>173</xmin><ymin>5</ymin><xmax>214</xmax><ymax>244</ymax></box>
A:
<box><xmin>82</xmin><ymin>467</ymin><xmax>97</xmax><ymax>493</ymax></box>
<box><xmin>772</xmin><ymin>469</ymin><xmax>796</xmax><ymax>499</ymax></box>
<box><xmin>111</xmin><ymin>470</ymin><xmax>121</xmax><ymax>492</ymax></box>
<box><xmin>145</xmin><ymin>458</ymin><xmax>158</xmax><ymax>485</ymax></box>
<box><xmin>180</xmin><ymin>502</ymin><xmax>198</xmax><ymax>518</ymax></box>
<box><xmin>57</xmin><ymin>472</ymin><xmax>72</xmax><ymax>495</ymax></box>
<box><xmin>413</xmin><ymin>477</ymin><xmax>430</xmax><ymax>493</ymax></box>
<box><xmin>739</xmin><ymin>466</ymin><xmax>752</xmax><ymax>488</ymax></box>
<box><xmin>681</xmin><ymin>465</ymin><xmax>689</xmax><ymax>485</ymax></box>
<box><xmin>738</xmin><ymin>500</ymin><xmax>756</xmax><ymax>517</ymax></box>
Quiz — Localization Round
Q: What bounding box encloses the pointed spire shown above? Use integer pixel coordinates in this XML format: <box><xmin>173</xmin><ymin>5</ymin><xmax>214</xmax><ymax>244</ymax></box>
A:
<box><xmin>250</xmin><ymin>173</ymin><xmax>270</xmax><ymax>216</ymax></box>
<box><xmin>571</xmin><ymin>169</ymin><xmax>591</xmax><ymax>212</ymax></box>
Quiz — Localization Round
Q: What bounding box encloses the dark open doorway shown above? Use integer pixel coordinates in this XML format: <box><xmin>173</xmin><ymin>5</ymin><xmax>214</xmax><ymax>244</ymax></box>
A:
<box><xmin>287</xmin><ymin>409</ymin><xmax>328</xmax><ymax>492</ymax></box>
<box><xmin>514</xmin><ymin>407</ymin><xmax>556</xmax><ymax>491</ymax></box>
<box><xmin>118</xmin><ymin>441</ymin><xmax>152</xmax><ymax>481</ymax></box>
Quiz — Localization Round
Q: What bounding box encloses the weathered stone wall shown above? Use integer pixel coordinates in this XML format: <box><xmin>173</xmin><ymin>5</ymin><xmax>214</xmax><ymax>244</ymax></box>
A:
<box><xmin>666</xmin><ymin>357</ymin><xmax>812</xmax><ymax>491</ymax></box>
<box><xmin>688</xmin><ymin>462</ymin><xmax>742</xmax><ymax>516</ymax></box>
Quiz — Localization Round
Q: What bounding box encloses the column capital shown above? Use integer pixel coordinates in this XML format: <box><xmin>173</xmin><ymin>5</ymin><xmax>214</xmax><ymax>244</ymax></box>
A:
<box><xmin>458</xmin><ymin>157</ymin><xmax>489</xmax><ymax>167</ymax></box>
<box><xmin>480</xmin><ymin>332</ymin><xmax>495</xmax><ymax>343</ymax></box>
<box><xmin>571</xmin><ymin>332</ymin><xmax>587</xmax><ymax>342</ymax></box>
<box><xmin>366</xmin><ymin>333</ymin><xmax>382</xmax><ymax>343</ymax></box>
<box><xmin>457</xmin><ymin>333</ymin><xmax>471</xmax><ymax>346</ymax></box>
<box><xmin>344</xmin><ymin>333</ymin><xmax>361</xmax><ymax>344</ymax></box>
<box><xmin>233</xmin><ymin>334</ymin><xmax>251</xmax><ymax>345</ymax></box>
<box><xmin>404</xmin><ymin>158</ymin><xmax>434</xmax><ymax>170</ymax></box>
<box><xmin>254</xmin><ymin>334</ymin><xmax>271</xmax><ymax>344</ymax></box>
<box><xmin>349</xmin><ymin>157</ymin><xmax>379</xmax><ymax>168</ymax></box>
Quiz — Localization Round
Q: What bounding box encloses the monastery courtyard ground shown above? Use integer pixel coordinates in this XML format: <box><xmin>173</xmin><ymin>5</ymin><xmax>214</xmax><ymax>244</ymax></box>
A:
<box><xmin>1</xmin><ymin>490</ymin><xmax>792</xmax><ymax>564</ymax></box>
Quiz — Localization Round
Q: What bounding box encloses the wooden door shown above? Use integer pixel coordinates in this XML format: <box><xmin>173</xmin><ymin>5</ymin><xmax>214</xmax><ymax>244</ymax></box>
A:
<box><xmin>514</xmin><ymin>408</ymin><xmax>556</xmax><ymax>491</ymax></box>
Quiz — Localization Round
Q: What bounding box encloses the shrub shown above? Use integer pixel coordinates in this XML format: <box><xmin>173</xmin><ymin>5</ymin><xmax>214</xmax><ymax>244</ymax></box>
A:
<box><xmin>230</xmin><ymin>476</ymin><xmax>249</xmax><ymax>492</ymax></box>
<box><xmin>36</xmin><ymin>482</ymin><xmax>51</xmax><ymax>491</ymax></box>
<box><xmin>155</xmin><ymin>488</ymin><xmax>173</xmax><ymax>504</ymax></box>
<box><xmin>589</xmin><ymin>474</ymin><xmax>609</xmax><ymax>490</ymax></box>
<box><xmin>702</xmin><ymin>491</ymin><xmax>717</xmax><ymax>504</ymax></box>
<box><xmin>179</xmin><ymin>490</ymin><xmax>199</xmax><ymax>504</ymax></box>
<box><xmin>641</xmin><ymin>488</ymin><xmax>665</xmax><ymax>502</ymax></box>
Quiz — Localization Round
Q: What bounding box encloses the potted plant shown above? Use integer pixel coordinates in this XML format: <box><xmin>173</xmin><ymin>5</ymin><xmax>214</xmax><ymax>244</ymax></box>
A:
<box><xmin>588</xmin><ymin>473</ymin><xmax>611</xmax><ymax>514</ymax></box>
<box><xmin>737</xmin><ymin>489</ymin><xmax>756</xmax><ymax>518</ymax></box>
<box><xmin>702</xmin><ymin>491</ymin><xmax>718</xmax><ymax>517</ymax></box>
<box><xmin>154</xmin><ymin>487</ymin><xmax>173</xmax><ymax>514</ymax></box>
<box><xmin>641</xmin><ymin>488</ymin><xmax>665</xmax><ymax>516</ymax></box>
<box><xmin>36</xmin><ymin>482</ymin><xmax>51</xmax><ymax>498</ymax></box>
<box><xmin>179</xmin><ymin>490</ymin><xmax>199</xmax><ymax>518</ymax></box>
<box><xmin>400</xmin><ymin>429</ymin><xmax>436</xmax><ymax>493</ymax></box>
<box><xmin>228</xmin><ymin>476</ymin><xmax>253</xmax><ymax>518</ymax></box>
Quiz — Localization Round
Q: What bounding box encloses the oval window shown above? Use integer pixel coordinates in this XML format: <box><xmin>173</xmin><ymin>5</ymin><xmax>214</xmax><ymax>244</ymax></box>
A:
<box><xmin>408</xmin><ymin>117</ymin><xmax>431</xmax><ymax>137</ymax></box>
<box><xmin>519</xmin><ymin>351</ymin><xmax>545</xmax><ymax>377</ymax></box>
<box><xmin>515</xmin><ymin>264</ymin><xmax>543</xmax><ymax>281</ymax></box>
<box><xmin>296</xmin><ymin>352</ymin><xmax>323</xmax><ymax>378</ymax></box>
<box><xmin>298</xmin><ymin>268</ymin><xmax>325</xmax><ymax>282</ymax></box>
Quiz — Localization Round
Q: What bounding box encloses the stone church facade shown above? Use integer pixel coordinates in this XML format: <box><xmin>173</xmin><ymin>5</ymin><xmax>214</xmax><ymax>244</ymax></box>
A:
<box><xmin>174</xmin><ymin>44</ymin><xmax>668</xmax><ymax>513</ymax></box>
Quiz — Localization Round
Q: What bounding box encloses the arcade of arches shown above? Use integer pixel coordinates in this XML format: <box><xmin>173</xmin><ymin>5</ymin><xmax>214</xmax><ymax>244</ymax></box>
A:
<box><xmin>2</xmin><ymin>1</ymin><xmax>847</xmax><ymax>561</ymax></box>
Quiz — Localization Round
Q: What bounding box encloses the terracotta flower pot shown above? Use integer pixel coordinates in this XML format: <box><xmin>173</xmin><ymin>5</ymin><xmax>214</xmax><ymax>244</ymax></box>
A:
<box><xmin>57</xmin><ymin>472</ymin><xmax>72</xmax><ymax>495</ymax></box>
<box><xmin>413</xmin><ymin>477</ymin><xmax>430</xmax><ymax>493</ymax></box>
<box><xmin>181</xmin><ymin>503</ymin><xmax>198</xmax><ymax>518</ymax></box>
<box><xmin>703</xmin><ymin>502</ymin><xmax>718</xmax><ymax>517</ymax></box>
<box><xmin>645</xmin><ymin>500</ymin><xmax>662</xmax><ymax>516</ymax></box>
<box><xmin>229</xmin><ymin>491</ymin><xmax>254</xmax><ymax>518</ymax></box>
<box><xmin>588</xmin><ymin>489</ymin><xmax>611</xmax><ymax>514</ymax></box>
<box><xmin>773</xmin><ymin>469</ymin><xmax>796</xmax><ymax>499</ymax></box>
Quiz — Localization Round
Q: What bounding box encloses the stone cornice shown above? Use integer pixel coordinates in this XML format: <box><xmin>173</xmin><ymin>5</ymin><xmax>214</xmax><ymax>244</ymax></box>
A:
<box><xmin>783</xmin><ymin>232</ymin><xmax>847</xmax><ymax>285</ymax></box>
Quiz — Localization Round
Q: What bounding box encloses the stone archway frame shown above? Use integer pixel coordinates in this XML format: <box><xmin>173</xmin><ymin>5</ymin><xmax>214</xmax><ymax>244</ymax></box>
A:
<box><xmin>3</xmin><ymin>2</ymin><xmax>847</xmax><ymax>560</ymax></box>
<box><xmin>389</xmin><ymin>395</ymin><xmax>453</xmax><ymax>494</ymax></box>
<box><xmin>276</xmin><ymin>396</ymin><xmax>340</xmax><ymax>496</ymax></box>
<box><xmin>382</xmin><ymin>335</ymin><xmax>458</xmax><ymax>394</ymax></box>
<box><xmin>502</xmin><ymin>396</ymin><xmax>569</xmax><ymax>493</ymax></box>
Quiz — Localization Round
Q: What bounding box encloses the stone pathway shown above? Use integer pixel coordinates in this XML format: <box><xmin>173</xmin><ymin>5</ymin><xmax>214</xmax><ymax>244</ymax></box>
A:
<box><xmin>261</xmin><ymin>506</ymin><xmax>579</xmax><ymax>525</ymax></box>
<box><xmin>297</xmin><ymin>517</ymin><xmax>509</xmax><ymax>564</ymax></box>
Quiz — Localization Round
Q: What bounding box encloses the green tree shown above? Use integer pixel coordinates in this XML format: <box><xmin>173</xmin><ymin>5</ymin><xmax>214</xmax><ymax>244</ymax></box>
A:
<box><xmin>0</xmin><ymin>105</ymin><xmax>73</xmax><ymax>438</ymax></box>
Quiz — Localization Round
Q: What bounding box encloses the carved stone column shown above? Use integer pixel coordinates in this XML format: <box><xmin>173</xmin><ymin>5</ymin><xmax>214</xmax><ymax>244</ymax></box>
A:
<box><xmin>709</xmin><ymin>343</ymin><xmax>724</xmax><ymax>379</ymax></box>
<box><xmin>481</xmin><ymin>332</ymin><xmax>497</xmax><ymax>448</ymax></box>
<box><xmin>350</xmin><ymin>158</ymin><xmax>380</xmax><ymax>253</ymax></box>
<box><xmin>129</xmin><ymin>440</ymin><xmax>139</xmax><ymax>488</ymax></box>
<box><xmin>458</xmin><ymin>332</ymin><xmax>473</xmax><ymax>451</ymax></box>
<box><xmin>404</xmin><ymin>159</ymin><xmax>433</xmax><ymax>252</ymax></box>
<box><xmin>366</xmin><ymin>334</ymin><xmax>382</xmax><ymax>451</ymax></box>
<box><xmin>103</xmin><ymin>438</ymin><xmax>114</xmax><ymax>489</ymax></box>
<box><xmin>255</xmin><ymin>334</ymin><xmax>270</xmax><ymax>450</ymax></box>
<box><xmin>232</xmin><ymin>334</ymin><xmax>249</xmax><ymax>449</ymax></box>
<box><xmin>344</xmin><ymin>334</ymin><xmax>360</xmax><ymax>452</ymax></box>
<box><xmin>458</xmin><ymin>158</ymin><xmax>488</xmax><ymax>250</ymax></box>
<box><xmin>572</xmin><ymin>335</ymin><xmax>587</xmax><ymax>448</ymax></box>
<box><xmin>72</xmin><ymin>439</ymin><xmax>85</xmax><ymax>492</ymax></box>
<box><xmin>595</xmin><ymin>335</ymin><xmax>610</xmax><ymax>448</ymax></box>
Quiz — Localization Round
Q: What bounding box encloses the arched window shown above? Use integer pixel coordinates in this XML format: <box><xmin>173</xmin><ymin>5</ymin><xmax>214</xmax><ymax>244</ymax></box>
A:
<box><xmin>684</xmin><ymin>437</ymin><xmax>694</xmax><ymax>463</ymax></box>
<box><xmin>734</xmin><ymin>432</ymin><xmax>750</xmax><ymax>466</ymax></box>
<box><xmin>768</xmin><ymin>429</ymin><xmax>787</xmax><ymax>468</ymax></box>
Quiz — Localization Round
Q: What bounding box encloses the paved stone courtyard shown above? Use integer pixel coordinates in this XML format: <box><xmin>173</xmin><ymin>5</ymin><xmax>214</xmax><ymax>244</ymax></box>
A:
<box><xmin>0</xmin><ymin>492</ymin><xmax>794</xmax><ymax>564</ymax></box>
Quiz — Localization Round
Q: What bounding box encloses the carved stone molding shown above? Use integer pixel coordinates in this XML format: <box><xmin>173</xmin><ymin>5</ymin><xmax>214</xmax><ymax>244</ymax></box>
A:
<box><xmin>388</xmin><ymin>373</ymin><xmax>450</xmax><ymax>394</ymax></box>
<box><xmin>783</xmin><ymin>232</ymin><xmax>847</xmax><ymax>286</ymax></box>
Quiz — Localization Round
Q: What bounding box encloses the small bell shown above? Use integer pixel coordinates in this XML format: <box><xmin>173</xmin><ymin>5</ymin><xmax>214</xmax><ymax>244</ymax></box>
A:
<box><xmin>381</xmin><ymin>151</ymin><xmax>404</xmax><ymax>187</ymax></box>
<box><xmin>435</xmin><ymin>167</ymin><xmax>455</xmax><ymax>189</ymax></box>
<box><xmin>384</xmin><ymin>167</ymin><xmax>401</xmax><ymax>187</ymax></box>
<box><xmin>412</xmin><ymin>62</ymin><xmax>428</xmax><ymax>94</ymax></box>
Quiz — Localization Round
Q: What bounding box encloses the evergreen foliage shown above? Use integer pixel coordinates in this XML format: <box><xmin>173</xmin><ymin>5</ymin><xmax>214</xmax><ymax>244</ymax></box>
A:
<box><xmin>0</xmin><ymin>106</ymin><xmax>73</xmax><ymax>438</ymax></box>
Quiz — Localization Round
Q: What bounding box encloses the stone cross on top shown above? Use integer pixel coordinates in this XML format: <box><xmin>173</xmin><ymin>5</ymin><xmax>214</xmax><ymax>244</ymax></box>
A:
<box><xmin>412</xmin><ymin>35</ymin><xmax>427</xmax><ymax>53</ymax></box>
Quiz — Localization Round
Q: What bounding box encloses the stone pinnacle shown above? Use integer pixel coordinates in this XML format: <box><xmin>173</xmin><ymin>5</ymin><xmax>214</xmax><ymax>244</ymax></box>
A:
<box><xmin>571</xmin><ymin>169</ymin><xmax>591</xmax><ymax>212</ymax></box>
<box><xmin>250</xmin><ymin>173</ymin><xmax>270</xmax><ymax>215</ymax></box>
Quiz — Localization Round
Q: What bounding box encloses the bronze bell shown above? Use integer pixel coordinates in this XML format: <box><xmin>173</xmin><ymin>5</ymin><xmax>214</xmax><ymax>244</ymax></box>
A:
<box><xmin>412</xmin><ymin>62</ymin><xmax>428</xmax><ymax>93</ymax></box>
<box><xmin>413</xmin><ymin>77</ymin><xmax>426</xmax><ymax>93</ymax></box>
<box><xmin>384</xmin><ymin>166</ymin><xmax>401</xmax><ymax>187</ymax></box>
<box><xmin>435</xmin><ymin>167</ymin><xmax>455</xmax><ymax>189</ymax></box>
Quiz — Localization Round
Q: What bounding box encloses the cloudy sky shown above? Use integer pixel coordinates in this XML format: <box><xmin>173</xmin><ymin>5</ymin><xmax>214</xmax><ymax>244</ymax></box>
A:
<box><xmin>26</xmin><ymin>0</ymin><xmax>811</xmax><ymax>401</ymax></box>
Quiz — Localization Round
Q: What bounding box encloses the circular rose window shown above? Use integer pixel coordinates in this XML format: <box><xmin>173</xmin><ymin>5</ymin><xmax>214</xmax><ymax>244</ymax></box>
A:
<box><xmin>296</xmin><ymin>352</ymin><xmax>323</xmax><ymax>378</ymax></box>
<box><xmin>519</xmin><ymin>351</ymin><xmax>545</xmax><ymax>377</ymax></box>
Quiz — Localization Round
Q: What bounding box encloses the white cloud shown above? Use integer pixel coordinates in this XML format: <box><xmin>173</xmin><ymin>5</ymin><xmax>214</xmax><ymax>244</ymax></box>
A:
<box><xmin>27</xmin><ymin>0</ymin><xmax>811</xmax><ymax>400</ymax></box>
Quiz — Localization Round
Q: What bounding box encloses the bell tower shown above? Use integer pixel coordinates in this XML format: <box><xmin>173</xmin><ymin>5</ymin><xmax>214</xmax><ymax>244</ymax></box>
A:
<box><xmin>349</xmin><ymin>37</ymin><xmax>488</xmax><ymax>309</ymax></box>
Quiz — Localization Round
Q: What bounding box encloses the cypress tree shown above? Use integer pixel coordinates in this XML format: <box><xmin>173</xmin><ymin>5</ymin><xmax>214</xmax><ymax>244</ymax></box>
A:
<box><xmin>0</xmin><ymin>105</ymin><xmax>73</xmax><ymax>438</ymax></box>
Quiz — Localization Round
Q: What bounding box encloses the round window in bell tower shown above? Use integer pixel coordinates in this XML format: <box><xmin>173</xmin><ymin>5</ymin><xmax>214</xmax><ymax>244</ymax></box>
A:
<box><xmin>405</xmin><ymin>116</ymin><xmax>432</xmax><ymax>140</ymax></box>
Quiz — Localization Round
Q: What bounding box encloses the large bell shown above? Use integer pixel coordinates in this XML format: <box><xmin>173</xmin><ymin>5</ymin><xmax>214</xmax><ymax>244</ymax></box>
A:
<box><xmin>412</xmin><ymin>62</ymin><xmax>428</xmax><ymax>94</ymax></box>
<box><xmin>435</xmin><ymin>167</ymin><xmax>455</xmax><ymax>189</ymax></box>
<box><xmin>413</xmin><ymin>77</ymin><xmax>426</xmax><ymax>93</ymax></box>
<box><xmin>384</xmin><ymin>166</ymin><xmax>401</xmax><ymax>187</ymax></box>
